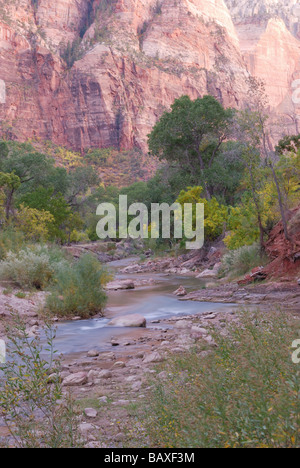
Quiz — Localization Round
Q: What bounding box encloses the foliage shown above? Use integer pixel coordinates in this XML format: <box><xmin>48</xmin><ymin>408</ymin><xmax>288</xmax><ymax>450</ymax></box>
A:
<box><xmin>46</xmin><ymin>254</ymin><xmax>108</xmax><ymax>318</ymax></box>
<box><xmin>16</xmin><ymin>204</ymin><xmax>55</xmax><ymax>242</ymax></box>
<box><xmin>221</xmin><ymin>243</ymin><xmax>267</xmax><ymax>277</ymax></box>
<box><xmin>0</xmin><ymin>315</ymin><xmax>81</xmax><ymax>448</ymax></box>
<box><xmin>176</xmin><ymin>186</ymin><xmax>228</xmax><ymax>241</ymax></box>
<box><xmin>276</xmin><ymin>134</ymin><xmax>300</xmax><ymax>155</ymax></box>
<box><xmin>0</xmin><ymin>244</ymin><xmax>67</xmax><ymax>290</ymax></box>
<box><xmin>0</xmin><ymin>229</ymin><xmax>27</xmax><ymax>261</ymax></box>
<box><xmin>224</xmin><ymin>197</ymin><xmax>261</xmax><ymax>250</ymax></box>
<box><xmin>60</xmin><ymin>39</ymin><xmax>85</xmax><ymax>69</ymax></box>
<box><xmin>18</xmin><ymin>187</ymin><xmax>73</xmax><ymax>242</ymax></box>
<box><xmin>148</xmin><ymin>95</ymin><xmax>234</xmax><ymax>199</ymax></box>
<box><xmin>136</xmin><ymin>310</ymin><xmax>300</xmax><ymax>448</ymax></box>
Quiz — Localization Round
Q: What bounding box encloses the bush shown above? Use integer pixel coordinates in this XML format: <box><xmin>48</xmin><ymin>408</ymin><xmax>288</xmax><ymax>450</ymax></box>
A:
<box><xmin>46</xmin><ymin>254</ymin><xmax>108</xmax><ymax>318</ymax></box>
<box><xmin>16</xmin><ymin>204</ymin><xmax>55</xmax><ymax>242</ymax></box>
<box><xmin>135</xmin><ymin>310</ymin><xmax>300</xmax><ymax>448</ymax></box>
<box><xmin>0</xmin><ymin>229</ymin><xmax>27</xmax><ymax>260</ymax></box>
<box><xmin>0</xmin><ymin>315</ymin><xmax>81</xmax><ymax>448</ymax></box>
<box><xmin>0</xmin><ymin>244</ymin><xmax>67</xmax><ymax>289</ymax></box>
<box><xmin>221</xmin><ymin>243</ymin><xmax>267</xmax><ymax>278</ymax></box>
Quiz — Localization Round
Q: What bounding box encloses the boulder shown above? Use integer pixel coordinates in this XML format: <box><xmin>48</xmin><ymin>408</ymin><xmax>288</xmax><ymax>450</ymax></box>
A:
<box><xmin>173</xmin><ymin>286</ymin><xmax>187</xmax><ymax>297</ymax></box>
<box><xmin>62</xmin><ymin>372</ymin><xmax>88</xmax><ymax>387</ymax></box>
<box><xmin>108</xmin><ymin>314</ymin><xmax>146</xmax><ymax>328</ymax></box>
<box><xmin>174</xmin><ymin>320</ymin><xmax>193</xmax><ymax>329</ymax></box>
<box><xmin>106</xmin><ymin>279</ymin><xmax>135</xmax><ymax>291</ymax></box>
<box><xmin>98</xmin><ymin>370</ymin><xmax>112</xmax><ymax>379</ymax></box>
<box><xmin>84</xmin><ymin>408</ymin><xmax>98</xmax><ymax>419</ymax></box>
<box><xmin>143</xmin><ymin>352</ymin><xmax>164</xmax><ymax>364</ymax></box>
<box><xmin>197</xmin><ymin>269</ymin><xmax>217</xmax><ymax>279</ymax></box>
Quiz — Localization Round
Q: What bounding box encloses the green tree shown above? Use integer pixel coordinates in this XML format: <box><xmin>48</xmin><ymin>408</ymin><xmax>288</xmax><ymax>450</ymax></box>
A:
<box><xmin>148</xmin><ymin>95</ymin><xmax>234</xmax><ymax>199</ymax></box>
<box><xmin>0</xmin><ymin>171</ymin><xmax>21</xmax><ymax>220</ymax></box>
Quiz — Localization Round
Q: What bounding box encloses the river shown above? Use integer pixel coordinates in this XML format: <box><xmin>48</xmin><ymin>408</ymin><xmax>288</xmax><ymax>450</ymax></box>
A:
<box><xmin>52</xmin><ymin>257</ymin><xmax>234</xmax><ymax>355</ymax></box>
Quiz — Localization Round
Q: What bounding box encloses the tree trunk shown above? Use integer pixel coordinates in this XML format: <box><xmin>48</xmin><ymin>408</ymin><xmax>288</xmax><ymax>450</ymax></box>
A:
<box><xmin>5</xmin><ymin>189</ymin><xmax>14</xmax><ymax>221</ymax></box>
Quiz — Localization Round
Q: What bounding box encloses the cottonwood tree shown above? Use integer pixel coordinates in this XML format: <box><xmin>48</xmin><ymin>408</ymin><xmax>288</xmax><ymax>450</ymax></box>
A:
<box><xmin>148</xmin><ymin>95</ymin><xmax>234</xmax><ymax>200</ymax></box>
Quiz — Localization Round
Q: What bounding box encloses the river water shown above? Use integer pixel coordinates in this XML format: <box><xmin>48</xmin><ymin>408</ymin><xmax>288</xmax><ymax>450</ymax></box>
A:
<box><xmin>52</xmin><ymin>258</ymin><xmax>234</xmax><ymax>355</ymax></box>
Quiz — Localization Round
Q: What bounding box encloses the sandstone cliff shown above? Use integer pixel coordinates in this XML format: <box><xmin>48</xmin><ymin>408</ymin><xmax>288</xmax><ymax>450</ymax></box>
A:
<box><xmin>0</xmin><ymin>0</ymin><xmax>299</xmax><ymax>151</ymax></box>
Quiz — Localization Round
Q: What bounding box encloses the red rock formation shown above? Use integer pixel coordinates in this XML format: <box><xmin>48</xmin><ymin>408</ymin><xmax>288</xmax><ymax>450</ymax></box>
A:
<box><xmin>264</xmin><ymin>207</ymin><xmax>300</xmax><ymax>278</ymax></box>
<box><xmin>0</xmin><ymin>0</ymin><xmax>299</xmax><ymax>151</ymax></box>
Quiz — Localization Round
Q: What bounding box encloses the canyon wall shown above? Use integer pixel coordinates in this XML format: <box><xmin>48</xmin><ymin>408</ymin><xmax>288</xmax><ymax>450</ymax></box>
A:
<box><xmin>0</xmin><ymin>0</ymin><xmax>299</xmax><ymax>151</ymax></box>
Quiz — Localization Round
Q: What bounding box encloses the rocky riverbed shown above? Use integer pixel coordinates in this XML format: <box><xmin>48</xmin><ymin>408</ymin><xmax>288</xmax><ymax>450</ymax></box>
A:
<box><xmin>1</xmin><ymin>249</ymin><xmax>300</xmax><ymax>447</ymax></box>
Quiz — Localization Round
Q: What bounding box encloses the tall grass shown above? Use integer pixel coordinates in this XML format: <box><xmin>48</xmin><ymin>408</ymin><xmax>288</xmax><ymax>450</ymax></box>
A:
<box><xmin>135</xmin><ymin>310</ymin><xmax>300</xmax><ymax>448</ymax></box>
<box><xmin>0</xmin><ymin>315</ymin><xmax>81</xmax><ymax>448</ymax></box>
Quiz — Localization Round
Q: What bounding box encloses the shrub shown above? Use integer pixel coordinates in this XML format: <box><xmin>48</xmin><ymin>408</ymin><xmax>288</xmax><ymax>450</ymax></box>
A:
<box><xmin>60</xmin><ymin>39</ymin><xmax>84</xmax><ymax>68</ymax></box>
<box><xmin>135</xmin><ymin>310</ymin><xmax>300</xmax><ymax>448</ymax></box>
<box><xmin>16</xmin><ymin>204</ymin><xmax>55</xmax><ymax>242</ymax></box>
<box><xmin>0</xmin><ymin>244</ymin><xmax>67</xmax><ymax>289</ymax></box>
<box><xmin>0</xmin><ymin>315</ymin><xmax>81</xmax><ymax>448</ymax></box>
<box><xmin>221</xmin><ymin>242</ymin><xmax>267</xmax><ymax>278</ymax></box>
<box><xmin>0</xmin><ymin>228</ymin><xmax>27</xmax><ymax>260</ymax></box>
<box><xmin>46</xmin><ymin>254</ymin><xmax>108</xmax><ymax>318</ymax></box>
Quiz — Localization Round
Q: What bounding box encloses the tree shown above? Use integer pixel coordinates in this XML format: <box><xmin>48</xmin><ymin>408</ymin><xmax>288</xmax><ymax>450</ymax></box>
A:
<box><xmin>148</xmin><ymin>95</ymin><xmax>234</xmax><ymax>199</ymax></box>
<box><xmin>246</xmin><ymin>77</ymin><xmax>291</xmax><ymax>242</ymax></box>
<box><xmin>0</xmin><ymin>171</ymin><xmax>21</xmax><ymax>220</ymax></box>
<box><xmin>231</xmin><ymin>111</ymin><xmax>268</xmax><ymax>251</ymax></box>
<box><xmin>176</xmin><ymin>186</ymin><xmax>228</xmax><ymax>242</ymax></box>
<box><xmin>16</xmin><ymin>205</ymin><xmax>55</xmax><ymax>242</ymax></box>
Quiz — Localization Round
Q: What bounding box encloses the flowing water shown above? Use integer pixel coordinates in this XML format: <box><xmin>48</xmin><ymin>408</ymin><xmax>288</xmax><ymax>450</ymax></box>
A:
<box><xmin>53</xmin><ymin>258</ymin><xmax>235</xmax><ymax>355</ymax></box>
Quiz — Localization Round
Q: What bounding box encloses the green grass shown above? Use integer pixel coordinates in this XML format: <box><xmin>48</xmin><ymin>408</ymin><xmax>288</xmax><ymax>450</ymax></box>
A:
<box><xmin>130</xmin><ymin>309</ymin><xmax>300</xmax><ymax>448</ymax></box>
<box><xmin>15</xmin><ymin>292</ymin><xmax>26</xmax><ymax>299</ymax></box>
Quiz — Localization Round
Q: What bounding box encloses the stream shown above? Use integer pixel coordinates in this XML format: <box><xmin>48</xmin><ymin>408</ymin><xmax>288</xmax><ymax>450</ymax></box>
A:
<box><xmin>52</xmin><ymin>257</ymin><xmax>235</xmax><ymax>355</ymax></box>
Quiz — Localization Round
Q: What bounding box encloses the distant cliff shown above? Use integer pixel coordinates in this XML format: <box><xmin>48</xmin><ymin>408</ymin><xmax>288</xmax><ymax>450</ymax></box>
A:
<box><xmin>0</xmin><ymin>0</ymin><xmax>299</xmax><ymax>151</ymax></box>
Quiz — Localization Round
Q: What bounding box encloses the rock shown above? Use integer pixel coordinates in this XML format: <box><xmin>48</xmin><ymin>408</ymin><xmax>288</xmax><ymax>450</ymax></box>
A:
<box><xmin>47</xmin><ymin>373</ymin><xmax>61</xmax><ymax>384</ymax></box>
<box><xmin>113</xmin><ymin>361</ymin><xmax>126</xmax><ymax>369</ymax></box>
<box><xmin>108</xmin><ymin>314</ymin><xmax>146</xmax><ymax>328</ymax></box>
<box><xmin>87</xmin><ymin>370</ymin><xmax>100</xmax><ymax>383</ymax></box>
<box><xmin>62</xmin><ymin>372</ymin><xmax>88</xmax><ymax>387</ymax></box>
<box><xmin>191</xmin><ymin>326</ymin><xmax>208</xmax><ymax>335</ymax></box>
<box><xmin>173</xmin><ymin>286</ymin><xmax>187</xmax><ymax>297</ymax></box>
<box><xmin>98</xmin><ymin>370</ymin><xmax>112</xmax><ymax>379</ymax></box>
<box><xmin>87</xmin><ymin>350</ymin><xmax>99</xmax><ymax>358</ymax></box>
<box><xmin>25</xmin><ymin>325</ymin><xmax>39</xmax><ymax>337</ymax></box>
<box><xmin>98</xmin><ymin>396</ymin><xmax>108</xmax><ymax>404</ymax></box>
<box><xmin>98</xmin><ymin>352</ymin><xmax>116</xmax><ymax>361</ymax></box>
<box><xmin>79</xmin><ymin>423</ymin><xmax>98</xmax><ymax>436</ymax></box>
<box><xmin>143</xmin><ymin>352</ymin><xmax>164</xmax><ymax>364</ymax></box>
<box><xmin>197</xmin><ymin>269</ymin><xmax>217</xmax><ymax>279</ymax></box>
<box><xmin>106</xmin><ymin>280</ymin><xmax>135</xmax><ymax>291</ymax></box>
<box><xmin>29</xmin><ymin>319</ymin><xmax>39</xmax><ymax>327</ymax></box>
<box><xmin>174</xmin><ymin>320</ymin><xmax>193</xmax><ymax>329</ymax></box>
<box><xmin>84</xmin><ymin>408</ymin><xmax>98</xmax><ymax>419</ymax></box>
